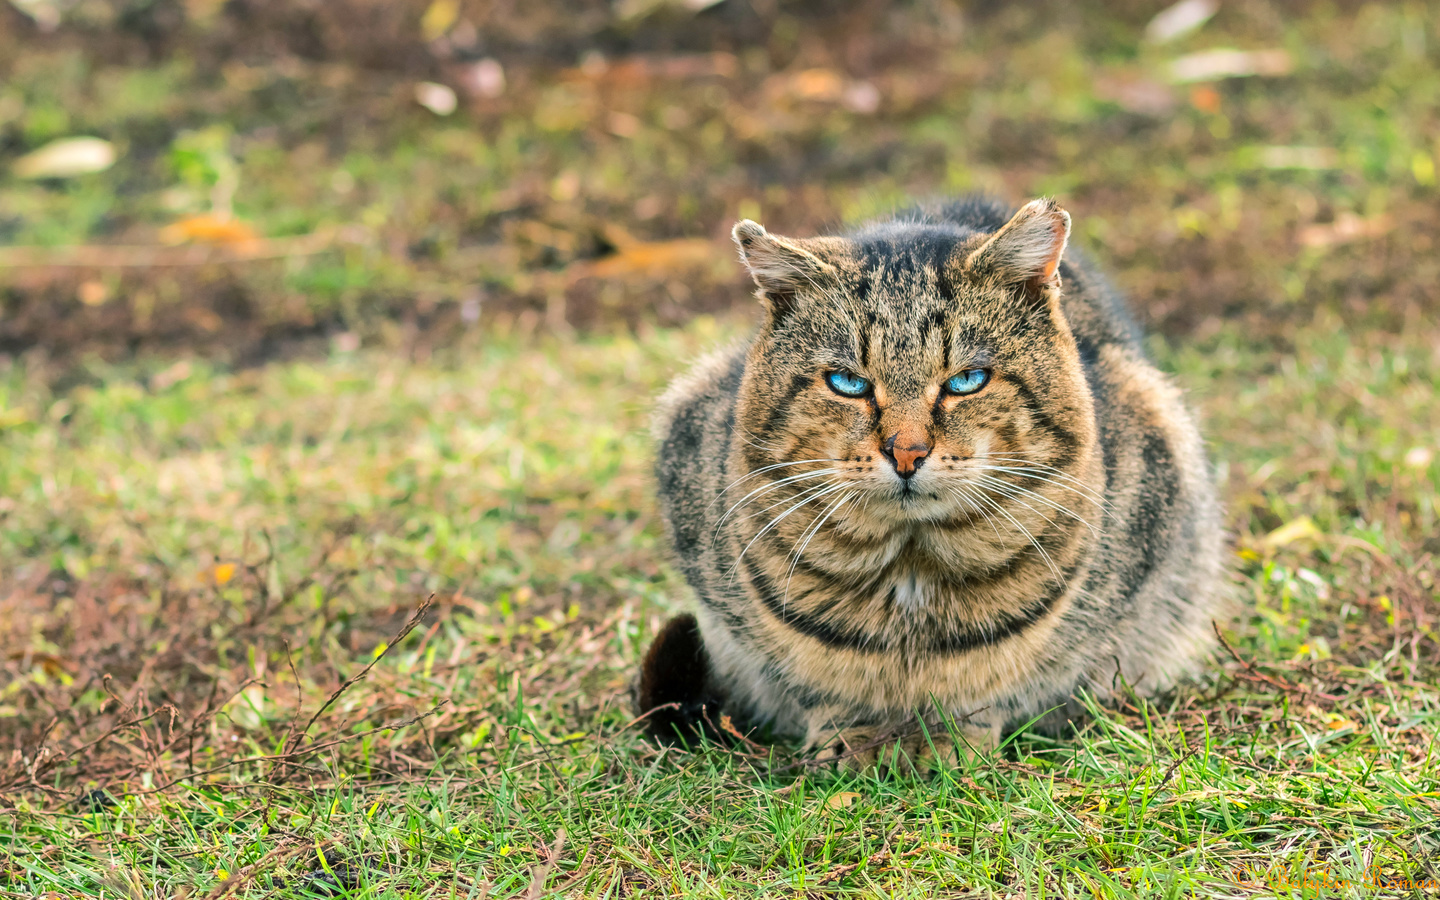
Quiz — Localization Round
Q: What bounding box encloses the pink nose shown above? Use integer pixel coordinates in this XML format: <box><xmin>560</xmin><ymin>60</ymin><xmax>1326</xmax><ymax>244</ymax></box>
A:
<box><xmin>883</xmin><ymin>432</ymin><xmax>930</xmax><ymax>477</ymax></box>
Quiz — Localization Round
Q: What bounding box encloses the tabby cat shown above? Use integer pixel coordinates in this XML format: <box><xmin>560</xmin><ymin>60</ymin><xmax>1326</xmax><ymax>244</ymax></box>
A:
<box><xmin>637</xmin><ymin>196</ymin><xmax>1224</xmax><ymax>770</ymax></box>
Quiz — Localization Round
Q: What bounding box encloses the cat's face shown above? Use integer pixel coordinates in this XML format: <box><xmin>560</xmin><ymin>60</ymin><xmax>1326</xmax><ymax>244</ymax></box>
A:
<box><xmin>732</xmin><ymin>200</ymin><xmax>1096</xmax><ymax>524</ymax></box>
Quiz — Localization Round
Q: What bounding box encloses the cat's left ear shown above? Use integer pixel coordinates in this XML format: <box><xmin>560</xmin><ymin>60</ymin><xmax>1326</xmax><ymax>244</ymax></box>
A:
<box><xmin>962</xmin><ymin>198</ymin><xmax>1071</xmax><ymax>294</ymax></box>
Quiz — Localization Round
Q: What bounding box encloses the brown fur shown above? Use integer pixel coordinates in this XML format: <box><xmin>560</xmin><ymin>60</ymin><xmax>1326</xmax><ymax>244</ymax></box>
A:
<box><xmin>642</xmin><ymin>196</ymin><xmax>1225</xmax><ymax>770</ymax></box>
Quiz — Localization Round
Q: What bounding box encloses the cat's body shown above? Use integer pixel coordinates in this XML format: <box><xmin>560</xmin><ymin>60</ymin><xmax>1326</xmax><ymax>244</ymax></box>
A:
<box><xmin>642</xmin><ymin>197</ymin><xmax>1223</xmax><ymax>768</ymax></box>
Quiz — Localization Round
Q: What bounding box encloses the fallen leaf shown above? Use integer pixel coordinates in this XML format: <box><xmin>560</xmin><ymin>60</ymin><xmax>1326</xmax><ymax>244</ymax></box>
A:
<box><xmin>415</xmin><ymin>81</ymin><xmax>458</xmax><ymax>116</ymax></box>
<box><xmin>569</xmin><ymin>238</ymin><xmax>723</xmax><ymax>282</ymax></box>
<box><xmin>1167</xmin><ymin>49</ymin><xmax>1292</xmax><ymax>83</ymax></box>
<box><xmin>6</xmin><ymin>651</ymin><xmax>75</xmax><ymax>678</ymax></box>
<box><xmin>565</xmin><ymin>52</ymin><xmax>737</xmax><ymax>90</ymax></box>
<box><xmin>158</xmin><ymin>215</ymin><xmax>261</xmax><ymax>249</ymax></box>
<box><xmin>785</xmin><ymin>68</ymin><xmax>845</xmax><ymax>102</ymax></box>
<box><xmin>614</xmin><ymin>0</ymin><xmax>723</xmax><ymax>22</ymax></box>
<box><xmin>762</xmin><ymin>68</ymin><xmax>883</xmax><ymax>114</ymax></box>
<box><xmin>152</xmin><ymin>360</ymin><xmax>193</xmax><ymax>391</ymax></box>
<box><xmin>1254</xmin><ymin>146</ymin><xmax>1339</xmax><ymax>170</ymax></box>
<box><xmin>78</xmin><ymin>280</ymin><xmax>109</xmax><ymax>306</ymax></box>
<box><xmin>1404</xmin><ymin>446</ymin><xmax>1433</xmax><ymax>468</ymax></box>
<box><xmin>459</xmin><ymin>58</ymin><xmax>506</xmax><ymax>98</ymax></box>
<box><xmin>1298</xmin><ymin>213</ymin><xmax>1394</xmax><ymax>248</ymax></box>
<box><xmin>607</xmin><ymin>111</ymin><xmax>643</xmax><ymax>137</ymax></box>
<box><xmin>1189</xmin><ymin>85</ymin><xmax>1221</xmax><ymax>113</ymax></box>
<box><xmin>826</xmin><ymin>792</ymin><xmax>862</xmax><ymax>809</ymax></box>
<box><xmin>1262</xmin><ymin>516</ymin><xmax>1321</xmax><ymax>549</ymax></box>
<box><xmin>13</xmin><ymin>137</ymin><xmax>116</xmax><ymax>179</ymax></box>
<box><xmin>842</xmin><ymin>81</ymin><xmax>881</xmax><ymax>114</ymax></box>
<box><xmin>420</xmin><ymin>0</ymin><xmax>458</xmax><ymax>40</ymax></box>
<box><xmin>8</xmin><ymin>0</ymin><xmax>60</xmax><ymax>30</ymax></box>
<box><xmin>213</xmin><ymin>563</ymin><xmax>236</xmax><ymax>585</ymax></box>
<box><xmin>1144</xmin><ymin>0</ymin><xmax>1218</xmax><ymax>44</ymax></box>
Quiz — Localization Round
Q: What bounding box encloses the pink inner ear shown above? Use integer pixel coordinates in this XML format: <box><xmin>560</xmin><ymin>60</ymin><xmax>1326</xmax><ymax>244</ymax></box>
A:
<box><xmin>1039</xmin><ymin>215</ymin><xmax>1066</xmax><ymax>281</ymax></box>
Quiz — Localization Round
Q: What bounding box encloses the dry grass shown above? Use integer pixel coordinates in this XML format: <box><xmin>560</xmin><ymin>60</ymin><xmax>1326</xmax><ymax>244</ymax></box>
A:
<box><xmin>3</xmin><ymin>0</ymin><xmax>1440</xmax><ymax>895</ymax></box>
<box><xmin>3</xmin><ymin>309</ymin><xmax>1440</xmax><ymax>896</ymax></box>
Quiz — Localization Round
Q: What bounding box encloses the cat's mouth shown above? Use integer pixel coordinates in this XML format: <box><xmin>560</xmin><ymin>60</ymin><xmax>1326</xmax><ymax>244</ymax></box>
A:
<box><xmin>893</xmin><ymin>479</ymin><xmax>942</xmax><ymax>506</ymax></box>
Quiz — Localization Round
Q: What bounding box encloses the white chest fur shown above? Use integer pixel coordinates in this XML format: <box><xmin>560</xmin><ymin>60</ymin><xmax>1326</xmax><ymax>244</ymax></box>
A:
<box><xmin>892</xmin><ymin>572</ymin><xmax>928</xmax><ymax>612</ymax></box>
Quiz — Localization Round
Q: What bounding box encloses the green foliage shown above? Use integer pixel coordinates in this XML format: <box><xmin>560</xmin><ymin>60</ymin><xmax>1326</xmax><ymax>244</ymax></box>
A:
<box><xmin>2</xmin><ymin>0</ymin><xmax>1439</xmax><ymax>894</ymax></box>
<box><xmin>3</xmin><ymin>310</ymin><xmax>1440</xmax><ymax>896</ymax></box>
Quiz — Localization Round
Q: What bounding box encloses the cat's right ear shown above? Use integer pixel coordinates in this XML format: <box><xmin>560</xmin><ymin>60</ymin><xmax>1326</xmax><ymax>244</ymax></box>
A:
<box><xmin>732</xmin><ymin>220</ymin><xmax>843</xmax><ymax>322</ymax></box>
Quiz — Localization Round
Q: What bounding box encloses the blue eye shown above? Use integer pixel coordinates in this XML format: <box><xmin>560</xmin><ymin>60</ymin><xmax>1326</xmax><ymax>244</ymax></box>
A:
<box><xmin>826</xmin><ymin>371</ymin><xmax>872</xmax><ymax>397</ymax></box>
<box><xmin>945</xmin><ymin>369</ymin><xmax>989</xmax><ymax>395</ymax></box>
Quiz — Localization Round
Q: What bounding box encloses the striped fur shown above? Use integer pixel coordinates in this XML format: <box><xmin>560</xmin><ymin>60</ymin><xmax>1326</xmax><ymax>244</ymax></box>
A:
<box><xmin>647</xmin><ymin>196</ymin><xmax>1225</xmax><ymax>770</ymax></box>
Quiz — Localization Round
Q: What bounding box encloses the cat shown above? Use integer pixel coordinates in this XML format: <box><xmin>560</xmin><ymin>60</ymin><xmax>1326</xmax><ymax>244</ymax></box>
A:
<box><xmin>637</xmin><ymin>196</ymin><xmax>1225</xmax><ymax>771</ymax></box>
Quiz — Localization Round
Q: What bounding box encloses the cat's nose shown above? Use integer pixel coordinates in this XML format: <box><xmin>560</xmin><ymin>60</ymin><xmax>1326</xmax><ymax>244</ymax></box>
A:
<box><xmin>882</xmin><ymin>432</ymin><xmax>930</xmax><ymax>478</ymax></box>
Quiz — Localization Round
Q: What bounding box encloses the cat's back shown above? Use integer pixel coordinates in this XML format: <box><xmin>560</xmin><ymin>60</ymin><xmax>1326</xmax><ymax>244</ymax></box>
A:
<box><xmin>652</xmin><ymin>344</ymin><xmax>748</xmax><ymax>578</ymax></box>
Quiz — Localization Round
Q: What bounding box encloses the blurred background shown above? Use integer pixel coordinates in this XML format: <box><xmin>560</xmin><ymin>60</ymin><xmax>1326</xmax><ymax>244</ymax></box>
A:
<box><xmin>3</xmin><ymin>0</ymin><xmax>1440</xmax><ymax>869</ymax></box>
<box><xmin>1</xmin><ymin>0</ymin><xmax>1434</xmax><ymax>371</ymax></box>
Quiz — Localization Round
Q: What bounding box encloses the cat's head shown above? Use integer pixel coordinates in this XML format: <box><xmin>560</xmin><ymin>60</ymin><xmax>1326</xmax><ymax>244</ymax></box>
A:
<box><xmin>730</xmin><ymin>199</ymin><xmax>1097</xmax><ymax>523</ymax></box>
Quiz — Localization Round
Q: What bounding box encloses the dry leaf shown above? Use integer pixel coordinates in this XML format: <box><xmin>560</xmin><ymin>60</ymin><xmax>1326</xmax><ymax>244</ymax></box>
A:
<box><xmin>1256</xmin><ymin>146</ymin><xmax>1339</xmax><ymax>170</ymax></box>
<box><xmin>13</xmin><ymin>137</ymin><xmax>116</xmax><ymax>179</ymax></box>
<box><xmin>420</xmin><ymin>0</ymin><xmax>458</xmax><ymax>40</ymax></box>
<box><xmin>826</xmin><ymin>792</ymin><xmax>862</xmax><ymax>809</ymax></box>
<box><xmin>1094</xmin><ymin>71</ymin><xmax>1177</xmax><ymax>115</ymax></box>
<box><xmin>78</xmin><ymin>280</ymin><xmax>110</xmax><ymax>306</ymax></box>
<box><xmin>1189</xmin><ymin>85</ymin><xmax>1222</xmax><ymax>113</ymax></box>
<box><xmin>159</xmin><ymin>215</ymin><xmax>262</xmax><ymax>249</ymax></box>
<box><xmin>1144</xmin><ymin>0</ymin><xmax>1218</xmax><ymax>44</ymax></box>
<box><xmin>1298</xmin><ymin>213</ymin><xmax>1394</xmax><ymax>248</ymax></box>
<box><xmin>1262</xmin><ymin>516</ymin><xmax>1320</xmax><ymax>549</ymax></box>
<box><xmin>569</xmin><ymin>238</ymin><xmax>722</xmax><ymax>282</ymax></box>
<box><xmin>459</xmin><ymin>58</ymin><xmax>506</xmax><ymax>98</ymax></box>
<box><xmin>1167</xmin><ymin>49</ymin><xmax>1292</xmax><ymax>83</ymax></box>
<box><xmin>151</xmin><ymin>359</ymin><xmax>193</xmax><ymax>391</ymax></box>
<box><xmin>1404</xmin><ymin>447</ymin><xmax>1433</xmax><ymax>468</ymax></box>
<box><xmin>415</xmin><ymin>82</ymin><xmax>458</xmax><ymax>116</ymax></box>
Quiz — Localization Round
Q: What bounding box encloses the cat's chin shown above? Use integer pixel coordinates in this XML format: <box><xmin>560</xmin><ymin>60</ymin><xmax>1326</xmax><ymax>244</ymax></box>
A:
<box><xmin>873</xmin><ymin>482</ymin><xmax>959</xmax><ymax>521</ymax></box>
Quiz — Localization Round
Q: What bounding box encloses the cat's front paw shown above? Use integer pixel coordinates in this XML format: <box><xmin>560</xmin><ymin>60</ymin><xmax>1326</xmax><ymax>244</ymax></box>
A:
<box><xmin>809</xmin><ymin>724</ymin><xmax>892</xmax><ymax>772</ymax></box>
<box><xmin>806</xmin><ymin>717</ymin><xmax>999</xmax><ymax>775</ymax></box>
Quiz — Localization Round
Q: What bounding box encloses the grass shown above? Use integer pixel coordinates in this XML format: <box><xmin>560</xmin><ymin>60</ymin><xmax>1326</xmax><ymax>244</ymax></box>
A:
<box><xmin>3</xmin><ymin>0</ymin><xmax>1440</xmax><ymax>895</ymax></box>
<box><xmin>3</xmin><ymin>307</ymin><xmax>1440</xmax><ymax>897</ymax></box>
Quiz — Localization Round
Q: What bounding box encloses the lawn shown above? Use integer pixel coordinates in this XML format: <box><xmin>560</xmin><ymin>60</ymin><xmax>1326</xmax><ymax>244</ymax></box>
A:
<box><xmin>3</xmin><ymin>0</ymin><xmax>1440</xmax><ymax>897</ymax></box>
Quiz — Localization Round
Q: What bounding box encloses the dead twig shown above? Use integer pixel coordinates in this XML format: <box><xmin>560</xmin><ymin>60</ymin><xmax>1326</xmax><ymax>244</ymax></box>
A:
<box><xmin>523</xmin><ymin>828</ymin><xmax>566</xmax><ymax>900</ymax></box>
<box><xmin>268</xmin><ymin>595</ymin><xmax>434</xmax><ymax>783</ymax></box>
<box><xmin>1141</xmin><ymin>744</ymin><xmax>1203</xmax><ymax>806</ymax></box>
<box><xmin>132</xmin><ymin>704</ymin><xmax>445</xmax><ymax>796</ymax></box>
<box><xmin>1213</xmin><ymin>621</ymin><xmax>1341</xmax><ymax>702</ymax></box>
<box><xmin>201</xmin><ymin>838</ymin><xmax>320</xmax><ymax>900</ymax></box>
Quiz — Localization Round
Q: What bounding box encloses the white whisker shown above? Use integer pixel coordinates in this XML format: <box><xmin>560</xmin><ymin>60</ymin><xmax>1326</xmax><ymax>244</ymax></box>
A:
<box><xmin>710</xmin><ymin>457</ymin><xmax>843</xmax><ymax>506</ymax></box>
<box><xmin>969</xmin><ymin>488</ymin><xmax>1066</xmax><ymax>587</ymax></box>
<box><xmin>947</xmin><ymin>485</ymin><xmax>1009</xmax><ymax>545</ymax></box>
<box><xmin>983</xmin><ymin>467</ymin><xmax>1108</xmax><ymax>506</ymax></box>
<box><xmin>782</xmin><ymin>489</ymin><xmax>855</xmax><ymax>606</ymax></box>
<box><xmin>983</xmin><ymin>455</ymin><xmax>1111</xmax><ymax>506</ymax></box>
<box><xmin>712</xmin><ymin>467</ymin><xmax>840</xmax><ymax>535</ymax></box>
<box><xmin>727</xmin><ymin>477</ymin><xmax>840</xmax><ymax>531</ymax></box>
<box><xmin>969</xmin><ymin>472</ymin><xmax>1100</xmax><ymax>536</ymax></box>
<box><xmin>725</xmin><ymin>481</ymin><xmax>851</xmax><ymax>580</ymax></box>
